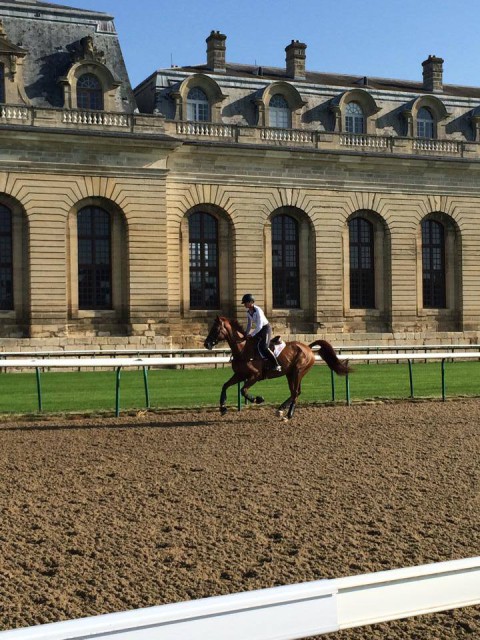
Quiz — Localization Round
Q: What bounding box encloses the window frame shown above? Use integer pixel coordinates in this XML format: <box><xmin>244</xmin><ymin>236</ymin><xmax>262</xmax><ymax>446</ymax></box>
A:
<box><xmin>271</xmin><ymin>214</ymin><xmax>300</xmax><ymax>309</ymax></box>
<box><xmin>421</xmin><ymin>219</ymin><xmax>446</xmax><ymax>309</ymax></box>
<box><xmin>349</xmin><ymin>217</ymin><xmax>375</xmax><ymax>309</ymax></box>
<box><xmin>186</xmin><ymin>86</ymin><xmax>210</xmax><ymax>122</ymax></box>
<box><xmin>77</xmin><ymin>206</ymin><xmax>112</xmax><ymax>310</ymax></box>
<box><xmin>188</xmin><ymin>211</ymin><xmax>220</xmax><ymax>310</ymax></box>
<box><xmin>0</xmin><ymin>203</ymin><xmax>13</xmax><ymax>311</ymax></box>
<box><xmin>269</xmin><ymin>94</ymin><xmax>291</xmax><ymax>129</ymax></box>
<box><xmin>345</xmin><ymin>101</ymin><xmax>365</xmax><ymax>134</ymax></box>
<box><xmin>417</xmin><ymin>106</ymin><xmax>435</xmax><ymax>139</ymax></box>
<box><xmin>77</xmin><ymin>73</ymin><xmax>104</xmax><ymax>111</ymax></box>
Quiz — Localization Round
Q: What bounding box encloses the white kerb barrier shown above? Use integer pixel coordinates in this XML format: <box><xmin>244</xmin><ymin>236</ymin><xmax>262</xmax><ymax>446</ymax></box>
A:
<box><xmin>1</xmin><ymin>556</ymin><xmax>479</xmax><ymax>639</ymax></box>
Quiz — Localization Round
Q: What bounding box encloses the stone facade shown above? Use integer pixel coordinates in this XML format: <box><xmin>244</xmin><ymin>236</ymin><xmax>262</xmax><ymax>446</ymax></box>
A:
<box><xmin>0</xmin><ymin>1</ymin><xmax>480</xmax><ymax>351</ymax></box>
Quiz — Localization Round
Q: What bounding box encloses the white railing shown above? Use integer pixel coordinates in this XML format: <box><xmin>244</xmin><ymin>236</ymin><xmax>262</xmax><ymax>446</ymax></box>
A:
<box><xmin>260</xmin><ymin>127</ymin><xmax>314</xmax><ymax>143</ymax></box>
<box><xmin>1</xmin><ymin>556</ymin><xmax>479</xmax><ymax>639</ymax></box>
<box><xmin>62</xmin><ymin>110</ymin><xmax>130</xmax><ymax>127</ymax></box>
<box><xmin>413</xmin><ymin>138</ymin><xmax>462</xmax><ymax>153</ymax></box>
<box><xmin>339</xmin><ymin>134</ymin><xmax>390</xmax><ymax>149</ymax></box>
<box><xmin>176</xmin><ymin>121</ymin><xmax>235</xmax><ymax>137</ymax></box>
<box><xmin>0</xmin><ymin>105</ymin><xmax>30</xmax><ymax>121</ymax></box>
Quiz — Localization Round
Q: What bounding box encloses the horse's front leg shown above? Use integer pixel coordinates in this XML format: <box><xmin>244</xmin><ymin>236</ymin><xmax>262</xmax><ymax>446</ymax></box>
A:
<box><xmin>241</xmin><ymin>374</ymin><xmax>264</xmax><ymax>405</ymax></box>
<box><xmin>220</xmin><ymin>372</ymin><xmax>244</xmax><ymax>415</ymax></box>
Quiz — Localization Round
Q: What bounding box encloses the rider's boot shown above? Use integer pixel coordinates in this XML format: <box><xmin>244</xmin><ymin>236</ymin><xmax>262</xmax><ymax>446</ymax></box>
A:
<box><xmin>268</xmin><ymin>349</ymin><xmax>282</xmax><ymax>372</ymax></box>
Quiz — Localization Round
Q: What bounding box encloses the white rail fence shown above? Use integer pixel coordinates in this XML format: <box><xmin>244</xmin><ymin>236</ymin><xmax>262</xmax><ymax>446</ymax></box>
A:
<box><xmin>1</xmin><ymin>556</ymin><xmax>479</xmax><ymax>639</ymax></box>
<box><xmin>0</xmin><ymin>350</ymin><xmax>479</xmax><ymax>413</ymax></box>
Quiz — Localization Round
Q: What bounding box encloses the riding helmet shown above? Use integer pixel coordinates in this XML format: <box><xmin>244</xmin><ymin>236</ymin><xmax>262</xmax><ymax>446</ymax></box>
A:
<box><xmin>241</xmin><ymin>293</ymin><xmax>255</xmax><ymax>304</ymax></box>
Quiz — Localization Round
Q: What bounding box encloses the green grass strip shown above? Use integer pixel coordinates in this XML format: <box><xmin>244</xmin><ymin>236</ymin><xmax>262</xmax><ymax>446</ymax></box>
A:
<box><xmin>0</xmin><ymin>359</ymin><xmax>477</xmax><ymax>415</ymax></box>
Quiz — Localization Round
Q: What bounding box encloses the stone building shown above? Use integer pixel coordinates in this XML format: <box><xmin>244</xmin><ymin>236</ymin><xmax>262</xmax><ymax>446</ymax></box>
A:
<box><xmin>1</xmin><ymin>0</ymin><xmax>480</xmax><ymax>350</ymax></box>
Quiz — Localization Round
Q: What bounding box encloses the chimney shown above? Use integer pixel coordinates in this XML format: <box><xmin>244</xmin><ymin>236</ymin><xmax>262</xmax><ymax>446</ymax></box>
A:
<box><xmin>422</xmin><ymin>55</ymin><xmax>444</xmax><ymax>93</ymax></box>
<box><xmin>285</xmin><ymin>40</ymin><xmax>307</xmax><ymax>80</ymax></box>
<box><xmin>206</xmin><ymin>30</ymin><xmax>226</xmax><ymax>73</ymax></box>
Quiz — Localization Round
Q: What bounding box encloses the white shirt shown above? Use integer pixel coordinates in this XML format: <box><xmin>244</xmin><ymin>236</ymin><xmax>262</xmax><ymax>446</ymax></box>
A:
<box><xmin>246</xmin><ymin>305</ymin><xmax>269</xmax><ymax>337</ymax></box>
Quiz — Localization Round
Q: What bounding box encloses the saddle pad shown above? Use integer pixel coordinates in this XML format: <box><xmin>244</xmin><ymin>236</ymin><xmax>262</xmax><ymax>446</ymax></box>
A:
<box><xmin>274</xmin><ymin>341</ymin><xmax>286</xmax><ymax>357</ymax></box>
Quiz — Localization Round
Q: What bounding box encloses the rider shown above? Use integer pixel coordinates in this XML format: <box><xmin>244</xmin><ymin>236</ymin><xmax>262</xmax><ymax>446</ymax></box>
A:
<box><xmin>241</xmin><ymin>293</ymin><xmax>282</xmax><ymax>372</ymax></box>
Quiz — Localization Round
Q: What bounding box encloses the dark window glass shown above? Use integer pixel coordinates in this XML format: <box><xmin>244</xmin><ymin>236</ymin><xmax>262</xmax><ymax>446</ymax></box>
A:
<box><xmin>349</xmin><ymin>217</ymin><xmax>375</xmax><ymax>308</ymax></box>
<box><xmin>417</xmin><ymin>107</ymin><xmax>435</xmax><ymax>139</ymax></box>
<box><xmin>0</xmin><ymin>64</ymin><xmax>5</xmax><ymax>104</ymax></box>
<box><xmin>77</xmin><ymin>74</ymin><xmax>103</xmax><ymax>110</ymax></box>
<box><xmin>189</xmin><ymin>212</ymin><xmax>219</xmax><ymax>309</ymax></box>
<box><xmin>422</xmin><ymin>219</ymin><xmax>446</xmax><ymax>308</ymax></box>
<box><xmin>0</xmin><ymin>204</ymin><xmax>13</xmax><ymax>310</ymax></box>
<box><xmin>272</xmin><ymin>215</ymin><xmax>300</xmax><ymax>308</ymax></box>
<box><xmin>78</xmin><ymin>206</ymin><xmax>111</xmax><ymax>309</ymax></box>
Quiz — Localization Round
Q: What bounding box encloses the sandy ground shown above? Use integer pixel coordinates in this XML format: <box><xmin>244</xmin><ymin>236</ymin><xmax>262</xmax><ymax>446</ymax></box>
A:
<box><xmin>0</xmin><ymin>399</ymin><xmax>479</xmax><ymax>639</ymax></box>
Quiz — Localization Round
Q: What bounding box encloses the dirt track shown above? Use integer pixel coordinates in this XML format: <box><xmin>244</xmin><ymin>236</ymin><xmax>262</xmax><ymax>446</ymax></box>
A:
<box><xmin>1</xmin><ymin>399</ymin><xmax>479</xmax><ymax>638</ymax></box>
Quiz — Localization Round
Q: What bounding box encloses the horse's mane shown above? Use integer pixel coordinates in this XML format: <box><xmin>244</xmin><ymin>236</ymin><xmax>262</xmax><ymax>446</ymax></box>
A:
<box><xmin>229</xmin><ymin>318</ymin><xmax>245</xmax><ymax>334</ymax></box>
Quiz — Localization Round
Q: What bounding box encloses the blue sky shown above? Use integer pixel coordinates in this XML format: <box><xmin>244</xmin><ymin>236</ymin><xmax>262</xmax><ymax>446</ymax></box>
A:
<box><xmin>58</xmin><ymin>0</ymin><xmax>477</xmax><ymax>90</ymax></box>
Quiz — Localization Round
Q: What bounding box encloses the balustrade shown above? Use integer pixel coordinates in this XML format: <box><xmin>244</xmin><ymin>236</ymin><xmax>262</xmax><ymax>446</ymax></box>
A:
<box><xmin>62</xmin><ymin>110</ymin><xmax>130</xmax><ymax>127</ymax></box>
<box><xmin>340</xmin><ymin>134</ymin><xmax>390</xmax><ymax>149</ymax></box>
<box><xmin>261</xmin><ymin>127</ymin><xmax>314</xmax><ymax>143</ymax></box>
<box><xmin>413</xmin><ymin>138</ymin><xmax>462</xmax><ymax>154</ymax></box>
<box><xmin>0</xmin><ymin>105</ymin><xmax>30</xmax><ymax>120</ymax></box>
<box><xmin>176</xmin><ymin>121</ymin><xmax>235</xmax><ymax>137</ymax></box>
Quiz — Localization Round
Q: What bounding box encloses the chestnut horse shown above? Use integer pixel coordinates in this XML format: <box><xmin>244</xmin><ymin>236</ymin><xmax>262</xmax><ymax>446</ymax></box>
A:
<box><xmin>204</xmin><ymin>316</ymin><xmax>351</xmax><ymax>420</ymax></box>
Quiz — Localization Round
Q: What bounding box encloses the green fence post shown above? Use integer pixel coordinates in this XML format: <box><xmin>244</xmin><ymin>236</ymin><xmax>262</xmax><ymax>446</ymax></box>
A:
<box><xmin>35</xmin><ymin>367</ymin><xmax>42</xmax><ymax>412</ymax></box>
<box><xmin>330</xmin><ymin>369</ymin><xmax>336</xmax><ymax>402</ymax></box>
<box><xmin>143</xmin><ymin>366</ymin><xmax>150</xmax><ymax>409</ymax></box>
<box><xmin>441</xmin><ymin>359</ymin><xmax>446</xmax><ymax>401</ymax></box>
<box><xmin>115</xmin><ymin>367</ymin><xmax>121</xmax><ymax>417</ymax></box>
<box><xmin>408</xmin><ymin>359</ymin><xmax>414</xmax><ymax>398</ymax></box>
<box><xmin>346</xmin><ymin>373</ymin><xmax>351</xmax><ymax>406</ymax></box>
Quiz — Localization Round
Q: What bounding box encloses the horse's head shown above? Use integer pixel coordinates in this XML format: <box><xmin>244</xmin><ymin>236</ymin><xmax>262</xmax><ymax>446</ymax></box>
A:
<box><xmin>204</xmin><ymin>316</ymin><xmax>229</xmax><ymax>350</ymax></box>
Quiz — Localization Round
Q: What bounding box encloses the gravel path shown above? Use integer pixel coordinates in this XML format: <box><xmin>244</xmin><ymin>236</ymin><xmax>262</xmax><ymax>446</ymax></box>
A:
<box><xmin>1</xmin><ymin>399</ymin><xmax>479</xmax><ymax>638</ymax></box>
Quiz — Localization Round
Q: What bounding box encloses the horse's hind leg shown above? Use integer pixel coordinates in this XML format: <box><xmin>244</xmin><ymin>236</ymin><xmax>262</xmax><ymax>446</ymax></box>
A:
<box><xmin>285</xmin><ymin>370</ymin><xmax>302</xmax><ymax>420</ymax></box>
<box><xmin>220</xmin><ymin>372</ymin><xmax>243</xmax><ymax>415</ymax></box>
<box><xmin>277</xmin><ymin>396</ymin><xmax>292</xmax><ymax>418</ymax></box>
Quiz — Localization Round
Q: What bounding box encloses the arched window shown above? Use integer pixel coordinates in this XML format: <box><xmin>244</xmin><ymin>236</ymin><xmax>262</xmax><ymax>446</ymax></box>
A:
<box><xmin>272</xmin><ymin>215</ymin><xmax>299</xmax><ymax>308</ymax></box>
<box><xmin>77</xmin><ymin>206</ymin><xmax>111</xmax><ymax>309</ymax></box>
<box><xmin>77</xmin><ymin>73</ymin><xmax>103</xmax><ymax>110</ymax></box>
<box><xmin>422</xmin><ymin>219</ymin><xmax>446</xmax><ymax>308</ymax></box>
<box><xmin>417</xmin><ymin>107</ymin><xmax>435</xmax><ymax>139</ymax></box>
<box><xmin>189</xmin><ymin>212</ymin><xmax>219</xmax><ymax>309</ymax></box>
<box><xmin>187</xmin><ymin>87</ymin><xmax>209</xmax><ymax>122</ymax></box>
<box><xmin>0</xmin><ymin>204</ymin><xmax>13</xmax><ymax>310</ymax></box>
<box><xmin>345</xmin><ymin>101</ymin><xmax>365</xmax><ymax>134</ymax></box>
<box><xmin>0</xmin><ymin>64</ymin><xmax>5</xmax><ymax>104</ymax></box>
<box><xmin>349</xmin><ymin>217</ymin><xmax>374</xmax><ymax>308</ymax></box>
<box><xmin>269</xmin><ymin>94</ymin><xmax>291</xmax><ymax>128</ymax></box>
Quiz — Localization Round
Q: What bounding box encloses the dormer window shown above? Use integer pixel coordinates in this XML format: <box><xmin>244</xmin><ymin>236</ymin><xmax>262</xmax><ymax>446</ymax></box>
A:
<box><xmin>269</xmin><ymin>94</ymin><xmax>291</xmax><ymax>128</ymax></box>
<box><xmin>187</xmin><ymin>87</ymin><xmax>209</xmax><ymax>122</ymax></box>
<box><xmin>417</xmin><ymin>107</ymin><xmax>435</xmax><ymax>138</ymax></box>
<box><xmin>77</xmin><ymin>73</ymin><xmax>103</xmax><ymax>110</ymax></box>
<box><xmin>345</xmin><ymin>101</ymin><xmax>365</xmax><ymax>134</ymax></box>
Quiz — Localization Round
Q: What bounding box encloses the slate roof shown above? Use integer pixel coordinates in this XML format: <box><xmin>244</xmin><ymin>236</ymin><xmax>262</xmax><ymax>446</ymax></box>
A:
<box><xmin>176</xmin><ymin>62</ymin><xmax>480</xmax><ymax>100</ymax></box>
<box><xmin>0</xmin><ymin>0</ymin><xmax>135</xmax><ymax>110</ymax></box>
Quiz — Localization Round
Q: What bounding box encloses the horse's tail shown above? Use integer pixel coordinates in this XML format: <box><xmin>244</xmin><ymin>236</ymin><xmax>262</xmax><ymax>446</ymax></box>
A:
<box><xmin>308</xmin><ymin>340</ymin><xmax>351</xmax><ymax>376</ymax></box>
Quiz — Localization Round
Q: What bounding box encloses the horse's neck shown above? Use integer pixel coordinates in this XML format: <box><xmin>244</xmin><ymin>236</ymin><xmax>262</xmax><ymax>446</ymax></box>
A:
<box><xmin>225</xmin><ymin>324</ymin><xmax>245</xmax><ymax>357</ymax></box>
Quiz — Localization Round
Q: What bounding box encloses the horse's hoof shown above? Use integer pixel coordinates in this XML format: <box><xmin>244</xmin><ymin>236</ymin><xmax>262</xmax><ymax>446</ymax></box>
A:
<box><xmin>219</xmin><ymin>406</ymin><xmax>228</xmax><ymax>416</ymax></box>
<box><xmin>282</xmin><ymin>416</ymin><xmax>289</xmax><ymax>423</ymax></box>
<box><xmin>255</xmin><ymin>396</ymin><xmax>265</xmax><ymax>405</ymax></box>
<box><xmin>277</xmin><ymin>410</ymin><xmax>284</xmax><ymax>418</ymax></box>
